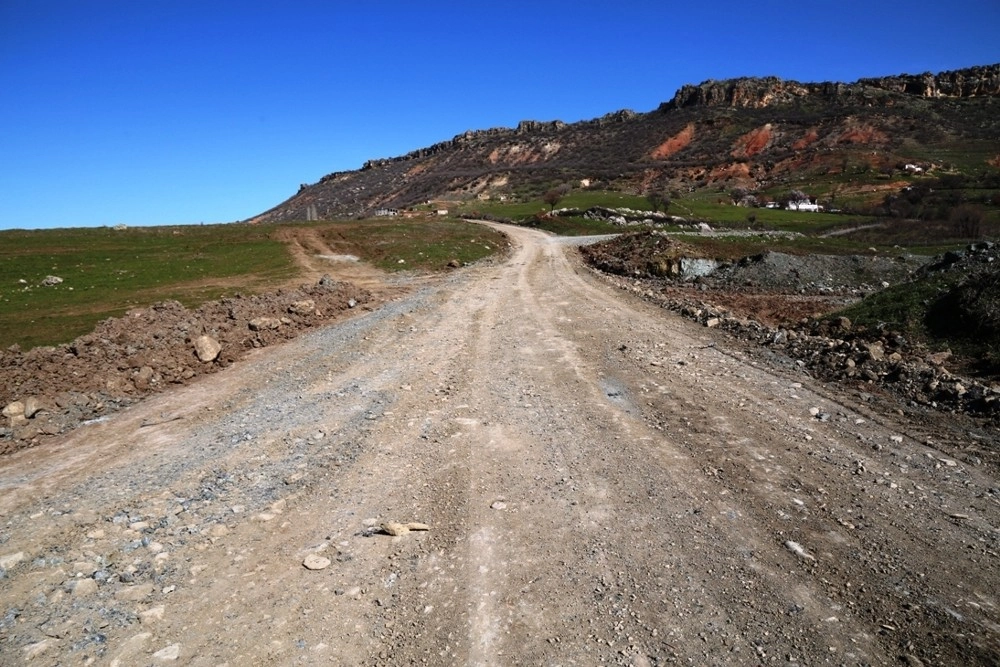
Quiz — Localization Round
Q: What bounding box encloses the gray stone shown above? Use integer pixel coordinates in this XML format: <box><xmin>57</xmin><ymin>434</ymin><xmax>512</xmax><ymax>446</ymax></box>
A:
<box><xmin>72</xmin><ymin>578</ymin><xmax>98</xmax><ymax>596</ymax></box>
<box><xmin>865</xmin><ymin>342</ymin><xmax>885</xmax><ymax>362</ymax></box>
<box><xmin>288</xmin><ymin>299</ymin><xmax>316</xmax><ymax>316</ymax></box>
<box><xmin>23</xmin><ymin>396</ymin><xmax>45</xmax><ymax>419</ymax></box>
<box><xmin>140</xmin><ymin>605</ymin><xmax>166</xmax><ymax>625</ymax></box>
<box><xmin>2</xmin><ymin>401</ymin><xmax>24</xmax><ymax>419</ymax></box>
<box><xmin>0</xmin><ymin>551</ymin><xmax>25</xmax><ymax>569</ymax></box>
<box><xmin>193</xmin><ymin>335</ymin><xmax>221</xmax><ymax>362</ymax></box>
<box><xmin>249</xmin><ymin>317</ymin><xmax>282</xmax><ymax>331</ymax></box>
<box><xmin>303</xmin><ymin>554</ymin><xmax>331</xmax><ymax>570</ymax></box>
<box><xmin>153</xmin><ymin>643</ymin><xmax>181</xmax><ymax>661</ymax></box>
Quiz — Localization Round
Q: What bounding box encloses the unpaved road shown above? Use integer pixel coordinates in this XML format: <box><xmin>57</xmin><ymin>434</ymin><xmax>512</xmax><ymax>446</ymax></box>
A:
<box><xmin>1</xmin><ymin>223</ymin><xmax>998</xmax><ymax>665</ymax></box>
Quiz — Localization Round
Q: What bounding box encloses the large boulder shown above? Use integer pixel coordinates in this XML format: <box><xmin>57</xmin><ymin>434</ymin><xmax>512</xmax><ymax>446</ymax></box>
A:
<box><xmin>193</xmin><ymin>335</ymin><xmax>221</xmax><ymax>362</ymax></box>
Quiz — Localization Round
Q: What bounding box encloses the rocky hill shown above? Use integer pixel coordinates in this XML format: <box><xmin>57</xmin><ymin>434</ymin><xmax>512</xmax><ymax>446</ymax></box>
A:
<box><xmin>250</xmin><ymin>64</ymin><xmax>1000</xmax><ymax>222</ymax></box>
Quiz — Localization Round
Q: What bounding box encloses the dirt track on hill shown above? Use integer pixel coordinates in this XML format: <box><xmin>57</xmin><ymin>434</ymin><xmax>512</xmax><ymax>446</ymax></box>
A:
<box><xmin>1</xmin><ymin>223</ymin><xmax>998</xmax><ymax>665</ymax></box>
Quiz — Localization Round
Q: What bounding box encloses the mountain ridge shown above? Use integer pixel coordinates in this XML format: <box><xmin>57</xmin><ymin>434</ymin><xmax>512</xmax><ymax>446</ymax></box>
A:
<box><xmin>250</xmin><ymin>63</ymin><xmax>1000</xmax><ymax>223</ymax></box>
<box><xmin>663</xmin><ymin>63</ymin><xmax>1000</xmax><ymax>110</ymax></box>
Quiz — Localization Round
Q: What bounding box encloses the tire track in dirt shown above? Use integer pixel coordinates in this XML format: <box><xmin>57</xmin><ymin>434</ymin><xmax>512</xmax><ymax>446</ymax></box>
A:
<box><xmin>0</xmin><ymin>223</ymin><xmax>997</xmax><ymax>665</ymax></box>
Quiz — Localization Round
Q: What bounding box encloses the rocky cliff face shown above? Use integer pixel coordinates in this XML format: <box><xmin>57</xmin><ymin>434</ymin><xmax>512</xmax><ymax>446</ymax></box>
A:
<box><xmin>663</xmin><ymin>64</ymin><xmax>1000</xmax><ymax>110</ymax></box>
<box><xmin>860</xmin><ymin>64</ymin><xmax>1000</xmax><ymax>98</ymax></box>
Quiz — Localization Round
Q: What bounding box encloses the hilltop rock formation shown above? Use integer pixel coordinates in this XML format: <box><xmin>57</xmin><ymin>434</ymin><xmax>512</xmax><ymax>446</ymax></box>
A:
<box><xmin>250</xmin><ymin>64</ymin><xmax>1000</xmax><ymax>223</ymax></box>
<box><xmin>860</xmin><ymin>63</ymin><xmax>1000</xmax><ymax>98</ymax></box>
<box><xmin>662</xmin><ymin>64</ymin><xmax>1000</xmax><ymax>111</ymax></box>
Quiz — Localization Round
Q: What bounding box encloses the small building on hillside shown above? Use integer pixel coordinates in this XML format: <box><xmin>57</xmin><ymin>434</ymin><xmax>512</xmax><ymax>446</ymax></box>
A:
<box><xmin>374</xmin><ymin>207</ymin><xmax>399</xmax><ymax>217</ymax></box>
<box><xmin>787</xmin><ymin>201</ymin><xmax>822</xmax><ymax>212</ymax></box>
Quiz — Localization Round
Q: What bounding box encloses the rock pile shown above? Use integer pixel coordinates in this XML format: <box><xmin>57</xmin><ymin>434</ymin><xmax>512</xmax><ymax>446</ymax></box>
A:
<box><xmin>0</xmin><ymin>276</ymin><xmax>371</xmax><ymax>453</ymax></box>
<box><xmin>582</xmin><ymin>231</ymin><xmax>930</xmax><ymax>295</ymax></box>
<box><xmin>597</xmin><ymin>265</ymin><xmax>1000</xmax><ymax>420</ymax></box>
<box><xmin>704</xmin><ymin>251</ymin><xmax>928</xmax><ymax>295</ymax></box>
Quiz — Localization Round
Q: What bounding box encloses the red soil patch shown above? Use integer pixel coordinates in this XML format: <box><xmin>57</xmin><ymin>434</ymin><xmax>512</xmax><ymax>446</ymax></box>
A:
<box><xmin>835</xmin><ymin>124</ymin><xmax>889</xmax><ymax>145</ymax></box>
<box><xmin>708</xmin><ymin>162</ymin><xmax>752</xmax><ymax>182</ymax></box>
<box><xmin>651</xmin><ymin>123</ymin><xmax>695</xmax><ymax>159</ymax></box>
<box><xmin>792</xmin><ymin>129</ymin><xmax>820</xmax><ymax>150</ymax></box>
<box><xmin>731</xmin><ymin>124</ymin><xmax>773</xmax><ymax>158</ymax></box>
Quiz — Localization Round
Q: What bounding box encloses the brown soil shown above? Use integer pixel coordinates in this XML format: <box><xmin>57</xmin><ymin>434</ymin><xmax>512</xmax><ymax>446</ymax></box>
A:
<box><xmin>1</xmin><ymin>224</ymin><xmax>998</xmax><ymax>665</ymax></box>
<box><xmin>834</xmin><ymin>123</ymin><xmax>889</xmax><ymax>145</ymax></box>
<box><xmin>651</xmin><ymin>123</ymin><xmax>695</xmax><ymax>159</ymax></box>
<box><xmin>657</xmin><ymin>286</ymin><xmax>845</xmax><ymax>326</ymax></box>
<box><xmin>731</xmin><ymin>124</ymin><xmax>773</xmax><ymax>158</ymax></box>
<box><xmin>792</xmin><ymin>129</ymin><xmax>820</xmax><ymax>150</ymax></box>
<box><xmin>273</xmin><ymin>226</ymin><xmax>399</xmax><ymax>291</ymax></box>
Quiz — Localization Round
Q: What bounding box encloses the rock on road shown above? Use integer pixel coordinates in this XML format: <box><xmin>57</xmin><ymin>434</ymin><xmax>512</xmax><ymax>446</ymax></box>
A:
<box><xmin>1</xmin><ymin>223</ymin><xmax>998</xmax><ymax>665</ymax></box>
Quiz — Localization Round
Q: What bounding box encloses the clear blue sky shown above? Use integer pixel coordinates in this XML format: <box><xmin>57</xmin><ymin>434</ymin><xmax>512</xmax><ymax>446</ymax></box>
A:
<box><xmin>1</xmin><ymin>1</ymin><xmax>998</xmax><ymax>230</ymax></box>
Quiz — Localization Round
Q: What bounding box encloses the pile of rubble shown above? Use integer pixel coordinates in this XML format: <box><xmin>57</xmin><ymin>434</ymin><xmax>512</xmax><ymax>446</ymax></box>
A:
<box><xmin>0</xmin><ymin>276</ymin><xmax>371</xmax><ymax>452</ymax></box>
<box><xmin>590</xmin><ymin>241</ymin><xmax>1000</xmax><ymax>420</ymax></box>
<box><xmin>609</xmin><ymin>277</ymin><xmax>999</xmax><ymax>417</ymax></box>
<box><xmin>703</xmin><ymin>250</ymin><xmax>929</xmax><ymax>295</ymax></box>
<box><xmin>581</xmin><ymin>231</ymin><xmax>930</xmax><ymax>295</ymax></box>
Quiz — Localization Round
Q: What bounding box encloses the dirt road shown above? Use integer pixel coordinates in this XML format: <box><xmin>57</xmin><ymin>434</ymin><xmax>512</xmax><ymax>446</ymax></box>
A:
<box><xmin>1</xmin><ymin>223</ymin><xmax>998</xmax><ymax>665</ymax></box>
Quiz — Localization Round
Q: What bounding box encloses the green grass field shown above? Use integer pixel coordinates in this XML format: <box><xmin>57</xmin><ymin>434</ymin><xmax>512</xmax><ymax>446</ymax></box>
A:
<box><xmin>0</xmin><ymin>218</ymin><xmax>506</xmax><ymax>350</ymax></box>
<box><xmin>0</xmin><ymin>224</ymin><xmax>297</xmax><ymax>350</ymax></box>
<box><xmin>311</xmin><ymin>218</ymin><xmax>506</xmax><ymax>271</ymax></box>
<box><xmin>455</xmin><ymin>188</ymin><xmax>876</xmax><ymax>235</ymax></box>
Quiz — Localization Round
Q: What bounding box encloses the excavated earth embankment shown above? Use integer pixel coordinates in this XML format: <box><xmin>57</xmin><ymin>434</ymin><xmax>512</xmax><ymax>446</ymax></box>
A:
<box><xmin>0</xmin><ymin>277</ymin><xmax>372</xmax><ymax>454</ymax></box>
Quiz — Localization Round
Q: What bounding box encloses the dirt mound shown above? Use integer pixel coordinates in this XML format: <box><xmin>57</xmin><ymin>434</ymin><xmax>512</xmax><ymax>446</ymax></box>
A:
<box><xmin>0</xmin><ymin>276</ymin><xmax>372</xmax><ymax>453</ymax></box>
<box><xmin>581</xmin><ymin>230</ymin><xmax>930</xmax><ymax>295</ymax></box>
<box><xmin>600</xmin><ymin>271</ymin><xmax>1000</xmax><ymax>420</ymax></box>
<box><xmin>583</xmin><ymin>235</ymin><xmax>1000</xmax><ymax>418</ymax></box>
<box><xmin>921</xmin><ymin>244</ymin><xmax>1000</xmax><ymax>371</ymax></box>
<box><xmin>579</xmin><ymin>231</ymin><xmax>700</xmax><ymax>277</ymax></box>
<box><xmin>941</xmin><ymin>266</ymin><xmax>1000</xmax><ymax>338</ymax></box>
<box><xmin>709</xmin><ymin>250</ymin><xmax>928</xmax><ymax>294</ymax></box>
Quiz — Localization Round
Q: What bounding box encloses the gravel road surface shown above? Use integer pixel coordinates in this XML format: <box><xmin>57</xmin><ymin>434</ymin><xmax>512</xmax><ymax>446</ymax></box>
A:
<box><xmin>1</xmin><ymin>223</ymin><xmax>998</xmax><ymax>665</ymax></box>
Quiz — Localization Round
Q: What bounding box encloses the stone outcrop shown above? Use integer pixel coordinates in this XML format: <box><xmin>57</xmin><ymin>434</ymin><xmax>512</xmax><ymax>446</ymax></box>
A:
<box><xmin>662</xmin><ymin>64</ymin><xmax>1000</xmax><ymax>111</ymax></box>
<box><xmin>859</xmin><ymin>64</ymin><xmax>1000</xmax><ymax>98</ymax></box>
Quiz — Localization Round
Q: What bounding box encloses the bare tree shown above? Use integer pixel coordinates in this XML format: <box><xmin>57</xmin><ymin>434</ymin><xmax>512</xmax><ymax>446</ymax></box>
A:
<box><xmin>543</xmin><ymin>184</ymin><xmax>572</xmax><ymax>211</ymax></box>
<box><xmin>950</xmin><ymin>204</ymin><xmax>984</xmax><ymax>239</ymax></box>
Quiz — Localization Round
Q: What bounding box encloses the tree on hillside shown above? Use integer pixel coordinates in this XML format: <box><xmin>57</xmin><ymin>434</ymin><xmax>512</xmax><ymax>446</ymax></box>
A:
<box><xmin>730</xmin><ymin>187</ymin><xmax>758</xmax><ymax>208</ymax></box>
<box><xmin>646</xmin><ymin>191</ymin><xmax>671</xmax><ymax>213</ymax></box>
<box><xmin>787</xmin><ymin>189</ymin><xmax>810</xmax><ymax>203</ymax></box>
<box><xmin>543</xmin><ymin>184</ymin><xmax>572</xmax><ymax>211</ymax></box>
<box><xmin>950</xmin><ymin>204</ymin><xmax>984</xmax><ymax>240</ymax></box>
